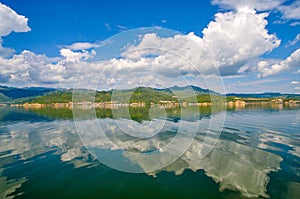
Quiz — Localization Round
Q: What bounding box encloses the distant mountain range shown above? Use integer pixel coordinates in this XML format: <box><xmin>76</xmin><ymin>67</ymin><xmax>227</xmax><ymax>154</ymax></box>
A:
<box><xmin>0</xmin><ymin>92</ymin><xmax>11</xmax><ymax>102</ymax></box>
<box><xmin>121</xmin><ymin>85</ymin><xmax>215</xmax><ymax>95</ymax></box>
<box><xmin>0</xmin><ymin>86</ymin><xmax>56</xmax><ymax>102</ymax></box>
<box><xmin>0</xmin><ymin>85</ymin><xmax>299</xmax><ymax>103</ymax></box>
<box><xmin>158</xmin><ymin>85</ymin><xmax>211</xmax><ymax>93</ymax></box>
<box><xmin>226</xmin><ymin>92</ymin><xmax>300</xmax><ymax>99</ymax></box>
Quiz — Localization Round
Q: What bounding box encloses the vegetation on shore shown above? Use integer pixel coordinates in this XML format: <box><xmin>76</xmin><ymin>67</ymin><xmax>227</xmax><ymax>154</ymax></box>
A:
<box><xmin>24</xmin><ymin>89</ymin><xmax>300</xmax><ymax>105</ymax></box>
<box><xmin>1</xmin><ymin>85</ymin><xmax>300</xmax><ymax>105</ymax></box>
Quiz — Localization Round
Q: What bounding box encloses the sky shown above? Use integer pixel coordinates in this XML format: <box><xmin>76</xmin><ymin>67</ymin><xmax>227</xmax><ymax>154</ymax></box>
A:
<box><xmin>0</xmin><ymin>0</ymin><xmax>299</xmax><ymax>93</ymax></box>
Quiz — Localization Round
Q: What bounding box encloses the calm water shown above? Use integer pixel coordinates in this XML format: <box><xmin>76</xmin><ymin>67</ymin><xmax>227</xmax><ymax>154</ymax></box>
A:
<box><xmin>0</xmin><ymin>106</ymin><xmax>299</xmax><ymax>199</ymax></box>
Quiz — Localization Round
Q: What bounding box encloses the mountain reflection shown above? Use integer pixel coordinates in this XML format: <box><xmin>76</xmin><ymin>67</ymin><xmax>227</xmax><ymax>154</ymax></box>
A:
<box><xmin>0</xmin><ymin>111</ymin><xmax>286</xmax><ymax>198</ymax></box>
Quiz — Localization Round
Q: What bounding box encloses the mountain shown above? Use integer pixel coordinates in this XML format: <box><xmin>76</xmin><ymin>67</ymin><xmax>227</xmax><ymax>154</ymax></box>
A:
<box><xmin>171</xmin><ymin>85</ymin><xmax>210</xmax><ymax>93</ymax></box>
<box><xmin>27</xmin><ymin>85</ymin><xmax>214</xmax><ymax>104</ymax></box>
<box><xmin>226</xmin><ymin>92</ymin><xmax>300</xmax><ymax>99</ymax></box>
<box><xmin>0</xmin><ymin>86</ymin><xmax>56</xmax><ymax>102</ymax></box>
<box><xmin>156</xmin><ymin>85</ymin><xmax>213</xmax><ymax>94</ymax></box>
<box><xmin>0</xmin><ymin>92</ymin><xmax>10</xmax><ymax>102</ymax></box>
<box><xmin>1</xmin><ymin>84</ymin><xmax>300</xmax><ymax>104</ymax></box>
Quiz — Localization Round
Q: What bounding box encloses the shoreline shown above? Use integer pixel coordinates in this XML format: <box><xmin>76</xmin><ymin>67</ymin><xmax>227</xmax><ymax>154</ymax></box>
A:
<box><xmin>3</xmin><ymin>98</ymin><xmax>300</xmax><ymax>110</ymax></box>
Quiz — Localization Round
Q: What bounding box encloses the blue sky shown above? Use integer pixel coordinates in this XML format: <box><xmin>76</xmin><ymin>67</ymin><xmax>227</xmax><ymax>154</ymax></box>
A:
<box><xmin>2</xmin><ymin>0</ymin><xmax>217</xmax><ymax>57</ymax></box>
<box><xmin>0</xmin><ymin>0</ymin><xmax>300</xmax><ymax>93</ymax></box>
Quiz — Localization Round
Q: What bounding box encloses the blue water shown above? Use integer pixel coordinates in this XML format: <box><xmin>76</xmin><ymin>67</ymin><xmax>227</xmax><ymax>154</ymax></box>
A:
<box><xmin>0</xmin><ymin>106</ymin><xmax>299</xmax><ymax>199</ymax></box>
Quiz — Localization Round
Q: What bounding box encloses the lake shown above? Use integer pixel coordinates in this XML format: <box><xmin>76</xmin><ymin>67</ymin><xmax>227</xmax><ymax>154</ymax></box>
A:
<box><xmin>0</xmin><ymin>106</ymin><xmax>299</xmax><ymax>199</ymax></box>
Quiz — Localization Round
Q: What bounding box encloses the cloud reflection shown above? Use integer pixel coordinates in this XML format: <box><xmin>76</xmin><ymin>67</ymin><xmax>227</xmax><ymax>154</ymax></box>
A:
<box><xmin>1</xmin><ymin>109</ymin><xmax>299</xmax><ymax>198</ymax></box>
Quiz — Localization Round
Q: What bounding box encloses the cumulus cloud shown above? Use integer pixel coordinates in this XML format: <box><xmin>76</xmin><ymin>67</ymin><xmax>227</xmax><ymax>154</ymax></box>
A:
<box><xmin>213</xmin><ymin>0</ymin><xmax>300</xmax><ymax>22</ymax></box>
<box><xmin>120</xmin><ymin>8</ymin><xmax>280</xmax><ymax>77</ymax></box>
<box><xmin>63</xmin><ymin>42</ymin><xmax>99</xmax><ymax>51</ymax></box>
<box><xmin>121</xmin><ymin>32</ymin><xmax>209</xmax><ymax>75</ymax></box>
<box><xmin>258</xmin><ymin>48</ymin><xmax>300</xmax><ymax>77</ymax></box>
<box><xmin>60</xmin><ymin>48</ymin><xmax>95</xmax><ymax>62</ymax></box>
<box><xmin>202</xmin><ymin>8</ymin><xmax>280</xmax><ymax>75</ymax></box>
<box><xmin>237</xmin><ymin>58</ymin><xmax>280</xmax><ymax>75</ymax></box>
<box><xmin>0</xmin><ymin>49</ymin><xmax>97</xmax><ymax>87</ymax></box>
<box><xmin>211</xmin><ymin>0</ymin><xmax>285</xmax><ymax>11</ymax></box>
<box><xmin>0</xmin><ymin>3</ymin><xmax>30</xmax><ymax>36</ymax></box>
<box><xmin>76</xmin><ymin>10</ymin><xmax>281</xmax><ymax>88</ymax></box>
<box><xmin>0</xmin><ymin>3</ymin><xmax>30</xmax><ymax>57</ymax></box>
<box><xmin>0</xmin><ymin>9</ymin><xmax>282</xmax><ymax>88</ymax></box>
<box><xmin>279</xmin><ymin>1</ymin><xmax>300</xmax><ymax>20</ymax></box>
<box><xmin>0</xmin><ymin>2</ymin><xmax>284</xmax><ymax>88</ymax></box>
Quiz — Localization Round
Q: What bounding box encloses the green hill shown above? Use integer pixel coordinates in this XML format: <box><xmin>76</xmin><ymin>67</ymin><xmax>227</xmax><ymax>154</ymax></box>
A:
<box><xmin>226</xmin><ymin>92</ymin><xmax>300</xmax><ymax>99</ymax></box>
<box><xmin>26</xmin><ymin>86</ymin><xmax>221</xmax><ymax>104</ymax></box>
<box><xmin>3</xmin><ymin>85</ymin><xmax>299</xmax><ymax>105</ymax></box>
<box><xmin>0</xmin><ymin>93</ymin><xmax>11</xmax><ymax>102</ymax></box>
<box><xmin>0</xmin><ymin>85</ymin><xmax>55</xmax><ymax>101</ymax></box>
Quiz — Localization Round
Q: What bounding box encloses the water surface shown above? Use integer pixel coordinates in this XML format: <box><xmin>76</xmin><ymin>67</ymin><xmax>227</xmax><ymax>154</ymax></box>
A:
<box><xmin>0</xmin><ymin>106</ymin><xmax>299</xmax><ymax>199</ymax></box>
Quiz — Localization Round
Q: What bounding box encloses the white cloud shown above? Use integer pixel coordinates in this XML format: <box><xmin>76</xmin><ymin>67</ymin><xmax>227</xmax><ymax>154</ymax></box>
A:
<box><xmin>0</xmin><ymin>49</ymin><xmax>97</xmax><ymax>87</ymax></box>
<box><xmin>295</xmin><ymin>86</ymin><xmax>300</xmax><ymax>90</ymax></box>
<box><xmin>291</xmin><ymin>81</ymin><xmax>299</xmax><ymax>85</ymax></box>
<box><xmin>0</xmin><ymin>8</ymin><xmax>282</xmax><ymax>88</ymax></box>
<box><xmin>121</xmin><ymin>8</ymin><xmax>280</xmax><ymax>77</ymax></box>
<box><xmin>290</xmin><ymin>21</ymin><xmax>300</xmax><ymax>26</ymax></box>
<box><xmin>259</xmin><ymin>48</ymin><xmax>300</xmax><ymax>77</ymax></box>
<box><xmin>121</xmin><ymin>32</ymin><xmax>209</xmax><ymax>75</ymax></box>
<box><xmin>116</xmin><ymin>24</ymin><xmax>128</xmax><ymax>31</ymax></box>
<box><xmin>0</xmin><ymin>3</ymin><xmax>30</xmax><ymax>36</ymax></box>
<box><xmin>213</xmin><ymin>0</ymin><xmax>300</xmax><ymax>22</ymax></box>
<box><xmin>236</xmin><ymin>58</ymin><xmax>280</xmax><ymax>75</ymax></box>
<box><xmin>0</xmin><ymin>3</ymin><xmax>30</xmax><ymax>57</ymax></box>
<box><xmin>286</xmin><ymin>33</ymin><xmax>300</xmax><ymax>47</ymax></box>
<box><xmin>211</xmin><ymin>0</ymin><xmax>285</xmax><ymax>11</ymax></box>
<box><xmin>104</xmin><ymin>22</ymin><xmax>111</xmax><ymax>31</ymax></box>
<box><xmin>202</xmin><ymin>8</ymin><xmax>280</xmax><ymax>75</ymax></box>
<box><xmin>0</xmin><ymin>2</ymin><xmax>285</xmax><ymax>89</ymax></box>
<box><xmin>63</xmin><ymin>42</ymin><xmax>99</xmax><ymax>51</ymax></box>
<box><xmin>279</xmin><ymin>1</ymin><xmax>300</xmax><ymax>20</ymax></box>
<box><xmin>60</xmin><ymin>48</ymin><xmax>96</xmax><ymax>62</ymax></box>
